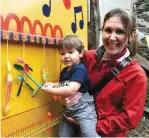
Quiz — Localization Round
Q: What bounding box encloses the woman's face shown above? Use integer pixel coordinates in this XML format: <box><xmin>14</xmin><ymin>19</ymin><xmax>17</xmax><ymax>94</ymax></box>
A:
<box><xmin>102</xmin><ymin>16</ymin><xmax>128</xmax><ymax>58</ymax></box>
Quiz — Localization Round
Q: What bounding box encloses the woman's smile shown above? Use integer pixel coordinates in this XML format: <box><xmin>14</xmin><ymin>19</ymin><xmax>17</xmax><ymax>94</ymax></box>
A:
<box><xmin>108</xmin><ymin>42</ymin><xmax>118</xmax><ymax>48</ymax></box>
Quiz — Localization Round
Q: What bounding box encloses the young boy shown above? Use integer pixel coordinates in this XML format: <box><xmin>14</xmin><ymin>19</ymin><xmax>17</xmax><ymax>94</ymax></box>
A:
<box><xmin>41</xmin><ymin>35</ymin><xmax>99</xmax><ymax>137</ymax></box>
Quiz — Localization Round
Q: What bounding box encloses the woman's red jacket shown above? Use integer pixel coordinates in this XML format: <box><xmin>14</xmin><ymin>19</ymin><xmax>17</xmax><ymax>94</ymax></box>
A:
<box><xmin>84</xmin><ymin>50</ymin><xmax>147</xmax><ymax>137</ymax></box>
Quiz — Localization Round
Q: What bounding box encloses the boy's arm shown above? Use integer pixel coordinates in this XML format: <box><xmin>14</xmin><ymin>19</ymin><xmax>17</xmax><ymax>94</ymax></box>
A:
<box><xmin>41</xmin><ymin>81</ymin><xmax>81</xmax><ymax>97</ymax></box>
<box><xmin>44</xmin><ymin>82</ymin><xmax>59</xmax><ymax>87</ymax></box>
<box><xmin>54</xmin><ymin>82</ymin><xmax>60</xmax><ymax>87</ymax></box>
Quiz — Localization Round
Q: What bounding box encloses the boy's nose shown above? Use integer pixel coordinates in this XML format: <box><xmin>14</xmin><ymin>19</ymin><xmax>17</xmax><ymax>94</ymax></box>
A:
<box><xmin>64</xmin><ymin>53</ymin><xmax>69</xmax><ymax>58</ymax></box>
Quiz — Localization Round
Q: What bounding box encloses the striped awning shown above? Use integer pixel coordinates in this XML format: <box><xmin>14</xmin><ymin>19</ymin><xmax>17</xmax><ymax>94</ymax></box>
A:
<box><xmin>1</xmin><ymin>30</ymin><xmax>61</xmax><ymax>45</ymax></box>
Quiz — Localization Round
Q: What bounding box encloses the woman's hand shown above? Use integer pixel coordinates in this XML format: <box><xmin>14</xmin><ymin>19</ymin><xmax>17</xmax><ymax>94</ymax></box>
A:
<box><xmin>64</xmin><ymin>114</ymin><xmax>79</xmax><ymax>125</ymax></box>
<box><xmin>59</xmin><ymin>92</ymin><xmax>81</xmax><ymax>107</ymax></box>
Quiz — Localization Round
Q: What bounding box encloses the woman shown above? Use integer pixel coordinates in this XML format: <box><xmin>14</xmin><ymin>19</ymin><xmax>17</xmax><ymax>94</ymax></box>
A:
<box><xmin>60</xmin><ymin>8</ymin><xmax>147</xmax><ymax>137</ymax></box>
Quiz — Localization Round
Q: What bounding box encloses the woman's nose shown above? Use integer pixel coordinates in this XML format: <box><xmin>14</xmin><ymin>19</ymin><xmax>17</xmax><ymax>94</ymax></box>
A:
<box><xmin>109</xmin><ymin>33</ymin><xmax>116</xmax><ymax>40</ymax></box>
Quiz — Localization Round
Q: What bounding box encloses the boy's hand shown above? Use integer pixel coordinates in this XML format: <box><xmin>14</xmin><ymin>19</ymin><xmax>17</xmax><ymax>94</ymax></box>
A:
<box><xmin>44</xmin><ymin>82</ymin><xmax>55</xmax><ymax>87</ymax></box>
<box><xmin>41</xmin><ymin>83</ymin><xmax>53</xmax><ymax>92</ymax></box>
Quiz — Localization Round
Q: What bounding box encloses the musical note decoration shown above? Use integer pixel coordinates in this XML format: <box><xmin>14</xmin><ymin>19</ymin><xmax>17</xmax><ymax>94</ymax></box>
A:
<box><xmin>71</xmin><ymin>6</ymin><xmax>84</xmax><ymax>33</ymax></box>
<box><xmin>63</xmin><ymin>0</ymin><xmax>71</xmax><ymax>10</ymax></box>
<box><xmin>42</xmin><ymin>0</ymin><xmax>51</xmax><ymax>17</ymax></box>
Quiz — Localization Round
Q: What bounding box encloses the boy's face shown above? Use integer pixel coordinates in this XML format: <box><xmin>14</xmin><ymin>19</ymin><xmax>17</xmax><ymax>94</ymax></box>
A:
<box><xmin>60</xmin><ymin>47</ymin><xmax>83</xmax><ymax>67</ymax></box>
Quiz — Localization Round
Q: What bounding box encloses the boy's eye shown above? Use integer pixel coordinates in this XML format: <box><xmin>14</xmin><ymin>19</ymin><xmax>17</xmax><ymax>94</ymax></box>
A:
<box><xmin>60</xmin><ymin>53</ymin><xmax>65</xmax><ymax>55</ymax></box>
<box><xmin>69</xmin><ymin>51</ymin><xmax>73</xmax><ymax>54</ymax></box>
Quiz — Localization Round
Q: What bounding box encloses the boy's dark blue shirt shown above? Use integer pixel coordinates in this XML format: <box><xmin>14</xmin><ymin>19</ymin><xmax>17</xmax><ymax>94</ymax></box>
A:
<box><xmin>59</xmin><ymin>63</ymin><xmax>89</xmax><ymax>93</ymax></box>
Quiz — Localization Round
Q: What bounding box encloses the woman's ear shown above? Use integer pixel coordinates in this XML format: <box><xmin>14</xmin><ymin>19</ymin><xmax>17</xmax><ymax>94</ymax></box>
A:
<box><xmin>131</xmin><ymin>30</ymin><xmax>137</xmax><ymax>40</ymax></box>
<box><xmin>127</xmin><ymin>30</ymin><xmax>138</xmax><ymax>57</ymax></box>
<box><xmin>128</xmin><ymin>31</ymin><xmax>136</xmax><ymax>44</ymax></box>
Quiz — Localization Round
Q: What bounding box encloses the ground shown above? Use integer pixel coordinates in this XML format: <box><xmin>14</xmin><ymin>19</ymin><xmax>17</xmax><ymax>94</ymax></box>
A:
<box><xmin>127</xmin><ymin>114</ymin><xmax>149</xmax><ymax>137</ymax></box>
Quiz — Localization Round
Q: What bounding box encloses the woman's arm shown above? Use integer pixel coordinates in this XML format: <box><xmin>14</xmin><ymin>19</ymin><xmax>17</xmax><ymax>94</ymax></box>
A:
<box><xmin>59</xmin><ymin>92</ymin><xmax>82</xmax><ymax>107</ymax></box>
<box><xmin>96</xmin><ymin>73</ymin><xmax>147</xmax><ymax>135</ymax></box>
<box><xmin>59</xmin><ymin>92</ymin><xmax>82</xmax><ymax>124</ymax></box>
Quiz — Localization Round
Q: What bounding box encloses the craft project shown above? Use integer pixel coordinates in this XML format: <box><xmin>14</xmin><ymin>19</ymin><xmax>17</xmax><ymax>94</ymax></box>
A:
<box><xmin>42</xmin><ymin>42</ymin><xmax>50</xmax><ymax>83</ymax></box>
<box><xmin>24</xmin><ymin>72</ymin><xmax>44</xmax><ymax>97</ymax></box>
<box><xmin>14</xmin><ymin>64</ymin><xmax>43</xmax><ymax>97</ymax></box>
<box><xmin>17</xmin><ymin>57</ymin><xmax>33</xmax><ymax>72</ymax></box>
<box><xmin>3</xmin><ymin>36</ymin><xmax>13</xmax><ymax>116</ymax></box>
<box><xmin>14</xmin><ymin>64</ymin><xmax>33</xmax><ymax>95</ymax></box>
<box><xmin>41</xmin><ymin>42</ymin><xmax>59</xmax><ymax>102</ymax></box>
<box><xmin>15</xmin><ymin>41</ymin><xmax>33</xmax><ymax>96</ymax></box>
<box><xmin>17</xmin><ymin>75</ymin><xmax>33</xmax><ymax>90</ymax></box>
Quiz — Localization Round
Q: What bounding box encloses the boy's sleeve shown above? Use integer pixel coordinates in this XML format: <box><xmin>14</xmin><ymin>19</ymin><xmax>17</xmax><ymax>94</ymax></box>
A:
<box><xmin>70</xmin><ymin>68</ymin><xmax>87</xmax><ymax>83</ymax></box>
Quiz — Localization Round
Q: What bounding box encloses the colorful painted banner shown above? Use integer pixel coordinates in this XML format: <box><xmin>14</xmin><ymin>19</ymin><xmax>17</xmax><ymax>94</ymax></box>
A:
<box><xmin>1</xmin><ymin>0</ymin><xmax>87</xmax><ymax>46</ymax></box>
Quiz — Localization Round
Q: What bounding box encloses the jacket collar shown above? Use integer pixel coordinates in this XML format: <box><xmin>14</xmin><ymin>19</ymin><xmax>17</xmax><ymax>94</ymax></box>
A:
<box><xmin>95</xmin><ymin>46</ymin><xmax>130</xmax><ymax>66</ymax></box>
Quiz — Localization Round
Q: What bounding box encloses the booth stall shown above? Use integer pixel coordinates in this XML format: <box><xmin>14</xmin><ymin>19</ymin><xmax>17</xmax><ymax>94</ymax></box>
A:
<box><xmin>1</xmin><ymin>0</ymin><xmax>87</xmax><ymax>136</ymax></box>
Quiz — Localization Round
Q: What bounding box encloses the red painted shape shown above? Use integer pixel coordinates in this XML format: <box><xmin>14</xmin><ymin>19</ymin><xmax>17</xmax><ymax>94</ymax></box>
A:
<box><xmin>53</xmin><ymin>25</ymin><xmax>63</xmax><ymax>38</ymax></box>
<box><xmin>63</xmin><ymin>0</ymin><xmax>71</xmax><ymax>9</ymax></box>
<box><xmin>1</xmin><ymin>13</ymin><xmax>63</xmax><ymax>39</ymax></box>
<box><xmin>0</xmin><ymin>14</ymin><xmax>4</xmax><ymax>29</ymax></box>
<box><xmin>32</xmin><ymin>20</ymin><xmax>44</xmax><ymax>36</ymax></box>
<box><xmin>43</xmin><ymin>24</ymin><xmax>63</xmax><ymax>38</ymax></box>
<box><xmin>4</xmin><ymin>13</ymin><xmax>21</xmax><ymax>32</ymax></box>
<box><xmin>20</xmin><ymin>16</ymin><xmax>32</xmax><ymax>34</ymax></box>
<box><xmin>43</xmin><ymin>23</ymin><xmax>54</xmax><ymax>37</ymax></box>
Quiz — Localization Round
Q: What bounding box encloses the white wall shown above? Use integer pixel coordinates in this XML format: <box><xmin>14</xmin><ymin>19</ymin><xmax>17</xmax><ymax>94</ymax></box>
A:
<box><xmin>98</xmin><ymin>0</ymin><xmax>133</xmax><ymax>46</ymax></box>
<box><xmin>99</xmin><ymin>0</ymin><xmax>132</xmax><ymax>25</ymax></box>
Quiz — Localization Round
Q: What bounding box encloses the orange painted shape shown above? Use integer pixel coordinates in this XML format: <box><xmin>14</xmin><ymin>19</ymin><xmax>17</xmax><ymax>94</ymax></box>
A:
<box><xmin>52</xmin><ymin>95</ymin><xmax>59</xmax><ymax>102</ymax></box>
